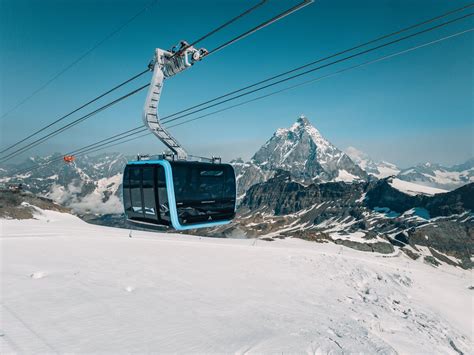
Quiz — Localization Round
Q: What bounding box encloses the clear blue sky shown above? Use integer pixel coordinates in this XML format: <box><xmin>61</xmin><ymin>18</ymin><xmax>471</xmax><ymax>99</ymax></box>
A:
<box><xmin>0</xmin><ymin>0</ymin><xmax>472</xmax><ymax>167</ymax></box>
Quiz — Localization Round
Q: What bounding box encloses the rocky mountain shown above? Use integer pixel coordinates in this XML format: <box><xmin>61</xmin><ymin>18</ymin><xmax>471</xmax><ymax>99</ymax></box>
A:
<box><xmin>345</xmin><ymin>146</ymin><xmax>400</xmax><ymax>179</ymax></box>
<box><xmin>214</xmin><ymin>172</ymin><xmax>473</xmax><ymax>268</ymax></box>
<box><xmin>0</xmin><ymin>152</ymin><xmax>129</xmax><ymax>214</ymax></box>
<box><xmin>397</xmin><ymin>159</ymin><xmax>474</xmax><ymax>190</ymax></box>
<box><xmin>233</xmin><ymin>115</ymin><xmax>367</xmax><ymax>197</ymax></box>
<box><xmin>231</xmin><ymin>158</ymin><xmax>273</xmax><ymax>200</ymax></box>
<box><xmin>345</xmin><ymin>147</ymin><xmax>473</xmax><ymax>191</ymax></box>
<box><xmin>0</xmin><ymin>189</ymin><xmax>70</xmax><ymax>219</ymax></box>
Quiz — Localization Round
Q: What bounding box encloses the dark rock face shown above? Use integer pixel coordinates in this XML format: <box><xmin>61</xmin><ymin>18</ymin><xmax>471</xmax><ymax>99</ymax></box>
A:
<box><xmin>0</xmin><ymin>190</ymin><xmax>70</xmax><ymax>219</ymax></box>
<box><xmin>394</xmin><ymin>232</ymin><xmax>409</xmax><ymax>244</ymax></box>
<box><xmin>334</xmin><ymin>239</ymin><xmax>395</xmax><ymax>254</ymax></box>
<box><xmin>365</xmin><ymin>179</ymin><xmax>418</xmax><ymax>213</ymax></box>
<box><xmin>243</xmin><ymin>170</ymin><xmax>366</xmax><ymax>215</ymax></box>
<box><xmin>231</xmin><ymin>159</ymin><xmax>273</xmax><ymax>200</ymax></box>
<box><xmin>423</xmin><ymin>183</ymin><xmax>474</xmax><ymax>217</ymax></box>
<box><xmin>407</xmin><ymin>220</ymin><xmax>473</xmax><ymax>269</ymax></box>
<box><xmin>365</xmin><ymin>179</ymin><xmax>473</xmax><ymax>217</ymax></box>
<box><xmin>424</xmin><ymin>256</ymin><xmax>441</xmax><ymax>267</ymax></box>
<box><xmin>230</xmin><ymin>172</ymin><xmax>474</xmax><ymax>268</ymax></box>
<box><xmin>243</xmin><ymin>171</ymin><xmax>308</xmax><ymax>214</ymax></box>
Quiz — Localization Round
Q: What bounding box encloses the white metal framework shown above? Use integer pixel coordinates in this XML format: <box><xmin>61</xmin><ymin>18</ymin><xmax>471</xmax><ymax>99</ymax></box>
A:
<box><xmin>143</xmin><ymin>41</ymin><xmax>207</xmax><ymax>160</ymax></box>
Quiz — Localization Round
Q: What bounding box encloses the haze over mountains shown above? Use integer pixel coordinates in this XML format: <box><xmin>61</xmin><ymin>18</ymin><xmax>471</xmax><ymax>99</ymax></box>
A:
<box><xmin>345</xmin><ymin>146</ymin><xmax>400</xmax><ymax>179</ymax></box>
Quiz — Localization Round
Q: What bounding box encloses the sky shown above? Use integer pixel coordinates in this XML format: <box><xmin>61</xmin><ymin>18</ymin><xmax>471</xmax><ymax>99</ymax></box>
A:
<box><xmin>0</xmin><ymin>0</ymin><xmax>472</xmax><ymax>168</ymax></box>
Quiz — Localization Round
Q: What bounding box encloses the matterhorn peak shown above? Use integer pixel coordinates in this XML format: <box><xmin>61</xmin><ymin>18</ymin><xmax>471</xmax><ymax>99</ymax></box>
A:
<box><xmin>296</xmin><ymin>114</ymin><xmax>310</xmax><ymax>126</ymax></box>
<box><xmin>249</xmin><ymin>114</ymin><xmax>368</xmax><ymax>184</ymax></box>
<box><xmin>291</xmin><ymin>114</ymin><xmax>316</xmax><ymax>133</ymax></box>
<box><xmin>290</xmin><ymin>115</ymin><xmax>320</xmax><ymax>136</ymax></box>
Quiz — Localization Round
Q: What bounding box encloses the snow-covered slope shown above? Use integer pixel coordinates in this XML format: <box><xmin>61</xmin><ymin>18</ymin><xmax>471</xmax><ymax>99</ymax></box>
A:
<box><xmin>1</xmin><ymin>209</ymin><xmax>471</xmax><ymax>353</ymax></box>
<box><xmin>389</xmin><ymin>177</ymin><xmax>447</xmax><ymax>196</ymax></box>
<box><xmin>346</xmin><ymin>146</ymin><xmax>400</xmax><ymax>179</ymax></box>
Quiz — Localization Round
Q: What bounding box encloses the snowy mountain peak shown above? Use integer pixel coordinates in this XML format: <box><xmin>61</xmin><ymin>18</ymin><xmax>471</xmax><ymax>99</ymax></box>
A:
<box><xmin>291</xmin><ymin>115</ymin><xmax>323</xmax><ymax>137</ymax></box>
<box><xmin>276</xmin><ymin>115</ymin><xmax>316</xmax><ymax>137</ymax></box>
<box><xmin>275</xmin><ymin>116</ymin><xmax>336</xmax><ymax>161</ymax></box>
<box><xmin>296</xmin><ymin>114</ymin><xmax>310</xmax><ymax>126</ymax></box>
<box><xmin>251</xmin><ymin>115</ymin><xmax>367</xmax><ymax>183</ymax></box>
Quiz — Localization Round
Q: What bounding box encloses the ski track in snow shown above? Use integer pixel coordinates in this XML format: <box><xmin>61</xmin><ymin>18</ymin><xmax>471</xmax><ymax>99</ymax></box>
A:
<box><xmin>0</xmin><ymin>209</ymin><xmax>472</xmax><ymax>354</ymax></box>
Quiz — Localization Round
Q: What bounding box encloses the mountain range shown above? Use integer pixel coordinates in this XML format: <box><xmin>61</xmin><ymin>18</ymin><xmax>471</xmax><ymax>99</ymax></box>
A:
<box><xmin>397</xmin><ymin>160</ymin><xmax>474</xmax><ymax>190</ymax></box>
<box><xmin>232</xmin><ymin>115</ymin><xmax>472</xmax><ymax>197</ymax></box>
<box><xmin>2</xmin><ymin>115</ymin><xmax>471</xmax><ymax>210</ymax></box>
<box><xmin>346</xmin><ymin>147</ymin><xmax>474</xmax><ymax>191</ymax></box>
<box><xmin>1</xmin><ymin>115</ymin><xmax>472</xmax><ymax>268</ymax></box>
<box><xmin>0</xmin><ymin>153</ymin><xmax>127</xmax><ymax>215</ymax></box>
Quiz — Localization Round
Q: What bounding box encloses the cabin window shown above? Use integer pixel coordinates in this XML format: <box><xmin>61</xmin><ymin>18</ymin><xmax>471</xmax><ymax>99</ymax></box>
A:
<box><xmin>123</xmin><ymin>166</ymin><xmax>132</xmax><ymax>213</ymax></box>
<box><xmin>171</xmin><ymin>163</ymin><xmax>236</xmax><ymax>225</ymax></box>
<box><xmin>142</xmin><ymin>166</ymin><xmax>157</xmax><ymax>219</ymax></box>
<box><xmin>129</xmin><ymin>166</ymin><xmax>143</xmax><ymax>216</ymax></box>
<box><xmin>172</xmin><ymin>165</ymin><xmax>234</xmax><ymax>202</ymax></box>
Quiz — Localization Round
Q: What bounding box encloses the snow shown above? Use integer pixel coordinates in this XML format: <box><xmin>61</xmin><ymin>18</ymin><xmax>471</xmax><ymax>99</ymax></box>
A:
<box><xmin>14</xmin><ymin>173</ymin><xmax>31</xmax><ymax>179</ymax></box>
<box><xmin>375</xmin><ymin>162</ymin><xmax>400</xmax><ymax>179</ymax></box>
<box><xmin>1</xmin><ymin>208</ymin><xmax>472</xmax><ymax>353</ymax></box>
<box><xmin>335</xmin><ymin>169</ymin><xmax>358</xmax><ymax>182</ymax></box>
<box><xmin>400</xmin><ymin>168</ymin><xmax>415</xmax><ymax>175</ymax></box>
<box><xmin>329</xmin><ymin>231</ymin><xmax>384</xmax><ymax>244</ymax></box>
<box><xmin>356</xmin><ymin>192</ymin><xmax>367</xmax><ymax>203</ymax></box>
<box><xmin>401</xmin><ymin>207</ymin><xmax>431</xmax><ymax>220</ymax></box>
<box><xmin>389</xmin><ymin>178</ymin><xmax>447</xmax><ymax>196</ymax></box>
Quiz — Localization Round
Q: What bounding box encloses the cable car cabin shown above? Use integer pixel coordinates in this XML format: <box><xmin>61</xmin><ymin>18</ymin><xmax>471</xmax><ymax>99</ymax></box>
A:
<box><xmin>123</xmin><ymin>160</ymin><xmax>236</xmax><ymax>230</ymax></box>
